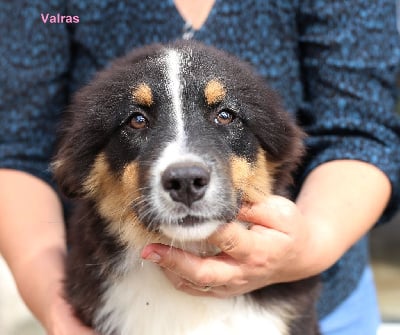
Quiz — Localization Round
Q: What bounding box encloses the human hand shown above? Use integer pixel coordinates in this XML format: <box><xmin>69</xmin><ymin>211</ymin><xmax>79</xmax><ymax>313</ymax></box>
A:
<box><xmin>44</xmin><ymin>283</ymin><xmax>97</xmax><ymax>335</ymax></box>
<box><xmin>141</xmin><ymin>195</ymin><xmax>317</xmax><ymax>298</ymax></box>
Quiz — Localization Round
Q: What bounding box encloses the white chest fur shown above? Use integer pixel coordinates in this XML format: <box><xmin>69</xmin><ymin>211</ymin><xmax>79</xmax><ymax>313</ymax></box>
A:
<box><xmin>94</xmin><ymin>260</ymin><xmax>288</xmax><ymax>335</ymax></box>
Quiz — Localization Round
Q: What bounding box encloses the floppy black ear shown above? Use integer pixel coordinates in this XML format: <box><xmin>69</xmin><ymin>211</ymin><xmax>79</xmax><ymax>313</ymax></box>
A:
<box><xmin>267</xmin><ymin>119</ymin><xmax>305</xmax><ymax>197</ymax></box>
<box><xmin>51</xmin><ymin>72</ymin><xmax>118</xmax><ymax>199</ymax></box>
<box><xmin>52</xmin><ymin>160</ymin><xmax>87</xmax><ymax>199</ymax></box>
<box><xmin>52</xmin><ymin>105</ymin><xmax>106</xmax><ymax>199</ymax></box>
<box><xmin>244</xmin><ymin>89</ymin><xmax>306</xmax><ymax>197</ymax></box>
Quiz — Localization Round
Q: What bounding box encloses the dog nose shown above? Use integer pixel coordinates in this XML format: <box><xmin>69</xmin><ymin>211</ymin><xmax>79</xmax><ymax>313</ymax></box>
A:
<box><xmin>162</xmin><ymin>162</ymin><xmax>210</xmax><ymax>207</ymax></box>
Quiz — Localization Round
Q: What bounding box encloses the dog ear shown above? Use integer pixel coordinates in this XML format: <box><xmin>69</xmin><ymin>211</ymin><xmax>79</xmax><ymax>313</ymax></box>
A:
<box><xmin>268</xmin><ymin>120</ymin><xmax>305</xmax><ymax>197</ymax></box>
<box><xmin>245</xmin><ymin>90</ymin><xmax>306</xmax><ymax>197</ymax></box>
<box><xmin>51</xmin><ymin>111</ymin><xmax>102</xmax><ymax>199</ymax></box>
<box><xmin>51</xmin><ymin>157</ymin><xmax>85</xmax><ymax>199</ymax></box>
<box><xmin>52</xmin><ymin>88</ymin><xmax>108</xmax><ymax>199</ymax></box>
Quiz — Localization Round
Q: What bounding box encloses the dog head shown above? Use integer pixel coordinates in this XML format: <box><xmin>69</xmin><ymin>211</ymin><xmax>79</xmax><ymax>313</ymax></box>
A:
<box><xmin>53</xmin><ymin>41</ymin><xmax>304</xmax><ymax>247</ymax></box>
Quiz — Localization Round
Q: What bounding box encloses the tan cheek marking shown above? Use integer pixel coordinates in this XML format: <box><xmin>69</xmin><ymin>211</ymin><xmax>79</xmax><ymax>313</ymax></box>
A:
<box><xmin>204</xmin><ymin>79</ymin><xmax>226</xmax><ymax>105</ymax></box>
<box><xmin>231</xmin><ymin>149</ymin><xmax>276</xmax><ymax>203</ymax></box>
<box><xmin>83</xmin><ymin>153</ymin><xmax>166</xmax><ymax>248</ymax></box>
<box><xmin>132</xmin><ymin>83</ymin><xmax>153</xmax><ymax>107</ymax></box>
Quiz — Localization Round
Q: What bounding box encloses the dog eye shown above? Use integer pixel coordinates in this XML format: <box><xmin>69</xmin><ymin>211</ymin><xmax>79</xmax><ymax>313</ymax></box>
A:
<box><xmin>214</xmin><ymin>109</ymin><xmax>235</xmax><ymax>125</ymax></box>
<box><xmin>129</xmin><ymin>112</ymin><xmax>149</xmax><ymax>129</ymax></box>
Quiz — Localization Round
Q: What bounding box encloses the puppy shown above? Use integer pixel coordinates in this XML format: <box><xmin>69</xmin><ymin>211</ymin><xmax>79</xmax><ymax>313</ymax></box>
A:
<box><xmin>53</xmin><ymin>41</ymin><xmax>319</xmax><ymax>335</ymax></box>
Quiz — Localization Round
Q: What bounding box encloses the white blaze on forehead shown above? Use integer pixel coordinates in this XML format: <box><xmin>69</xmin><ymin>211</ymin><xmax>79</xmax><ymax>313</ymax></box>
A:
<box><xmin>166</xmin><ymin>49</ymin><xmax>185</xmax><ymax>144</ymax></box>
<box><xmin>155</xmin><ymin>48</ymin><xmax>189</xmax><ymax>172</ymax></box>
<box><xmin>146</xmin><ymin>49</ymin><xmax>230</xmax><ymax>242</ymax></box>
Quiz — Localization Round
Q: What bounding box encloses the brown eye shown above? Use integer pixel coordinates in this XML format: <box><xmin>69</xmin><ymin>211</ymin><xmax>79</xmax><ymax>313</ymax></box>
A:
<box><xmin>214</xmin><ymin>109</ymin><xmax>235</xmax><ymax>125</ymax></box>
<box><xmin>130</xmin><ymin>112</ymin><xmax>148</xmax><ymax>129</ymax></box>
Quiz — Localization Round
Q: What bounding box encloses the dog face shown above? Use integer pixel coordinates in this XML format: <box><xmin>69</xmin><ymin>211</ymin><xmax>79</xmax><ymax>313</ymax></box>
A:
<box><xmin>54</xmin><ymin>41</ymin><xmax>303</xmax><ymax>247</ymax></box>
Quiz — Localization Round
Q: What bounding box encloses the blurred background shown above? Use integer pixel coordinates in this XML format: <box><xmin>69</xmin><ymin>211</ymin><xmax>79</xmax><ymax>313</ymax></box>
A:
<box><xmin>0</xmin><ymin>212</ymin><xmax>399</xmax><ymax>334</ymax></box>
<box><xmin>370</xmin><ymin>212</ymin><xmax>400</xmax><ymax>332</ymax></box>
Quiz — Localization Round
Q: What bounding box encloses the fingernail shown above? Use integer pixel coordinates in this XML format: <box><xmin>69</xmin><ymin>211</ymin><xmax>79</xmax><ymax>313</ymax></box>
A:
<box><xmin>145</xmin><ymin>252</ymin><xmax>161</xmax><ymax>263</ymax></box>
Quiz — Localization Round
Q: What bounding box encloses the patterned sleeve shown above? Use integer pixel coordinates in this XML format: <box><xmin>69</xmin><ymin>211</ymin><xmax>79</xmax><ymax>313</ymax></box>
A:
<box><xmin>0</xmin><ymin>1</ymin><xmax>70</xmax><ymax>186</ymax></box>
<box><xmin>297</xmin><ymin>0</ymin><xmax>400</xmax><ymax>221</ymax></box>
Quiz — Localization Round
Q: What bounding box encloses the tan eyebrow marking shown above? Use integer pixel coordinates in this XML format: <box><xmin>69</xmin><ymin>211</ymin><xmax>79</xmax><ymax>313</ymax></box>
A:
<box><xmin>204</xmin><ymin>79</ymin><xmax>226</xmax><ymax>105</ymax></box>
<box><xmin>132</xmin><ymin>83</ymin><xmax>153</xmax><ymax>107</ymax></box>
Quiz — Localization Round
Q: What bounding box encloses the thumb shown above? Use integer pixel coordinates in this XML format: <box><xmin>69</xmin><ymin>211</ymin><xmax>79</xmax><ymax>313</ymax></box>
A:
<box><xmin>238</xmin><ymin>195</ymin><xmax>299</xmax><ymax>234</ymax></box>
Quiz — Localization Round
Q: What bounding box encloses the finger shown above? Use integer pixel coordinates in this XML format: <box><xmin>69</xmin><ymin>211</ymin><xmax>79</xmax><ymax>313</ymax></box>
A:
<box><xmin>207</xmin><ymin>222</ymin><xmax>258</xmax><ymax>260</ymax></box>
<box><xmin>162</xmin><ymin>268</ymin><xmax>235</xmax><ymax>298</ymax></box>
<box><xmin>163</xmin><ymin>268</ymin><xmax>216</xmax><ymax>296</ymax></box>
<box><xmin>180</xmin><ymin>282</ymin><xmax>229</xmax><ymax>298</ymax></box>
<box><xmin>238</xmin><ymin>195</ymin><xmax>298</xmax><ymax>233</ymax></box>
<box><xmin>141</xmin><ymin>243</ymin><xmax>241</xmax><ymax>287</ymax></box>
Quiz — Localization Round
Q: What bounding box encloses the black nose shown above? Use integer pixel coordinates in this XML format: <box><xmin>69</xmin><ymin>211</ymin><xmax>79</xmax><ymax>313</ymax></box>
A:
<box><xmin>161</xmin><ymin>162</ymin><xmax>210</xmax><ymax>207</ymax></box>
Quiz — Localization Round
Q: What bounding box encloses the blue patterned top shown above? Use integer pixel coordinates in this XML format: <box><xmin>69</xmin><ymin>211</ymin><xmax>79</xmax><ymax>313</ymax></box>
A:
<box><xmin>1</xmin><ymin>0</ymin><xmax>400</xmax><ymax>319</ymax></box>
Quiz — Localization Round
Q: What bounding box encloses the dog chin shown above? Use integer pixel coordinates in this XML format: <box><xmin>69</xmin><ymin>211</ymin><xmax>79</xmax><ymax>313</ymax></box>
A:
<box><xmin>159</xmin><ymin>219</ymin><xmax>223</xmax><ymax>242</ymax></box>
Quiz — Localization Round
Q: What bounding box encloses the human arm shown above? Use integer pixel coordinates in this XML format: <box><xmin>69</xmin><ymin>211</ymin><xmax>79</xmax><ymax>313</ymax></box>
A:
<box><xmin>0</xmin><ymin>170</ymin><xmax>96</xmax><ymax>334</ymax></box>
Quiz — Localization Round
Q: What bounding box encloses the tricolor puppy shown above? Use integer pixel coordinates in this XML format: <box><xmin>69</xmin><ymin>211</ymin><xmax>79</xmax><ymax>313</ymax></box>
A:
<box><xmin>53</xmin><ymin>41</ymin><xmax>319</xmax><ymax>335</ymax></box>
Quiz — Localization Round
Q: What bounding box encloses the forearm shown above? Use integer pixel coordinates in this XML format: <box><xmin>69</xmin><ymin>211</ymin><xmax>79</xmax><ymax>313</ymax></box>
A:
<box><xmin>296</xmin><ymin>159</ymin><xmax>391</xmax><ymax>273</ymax></box>
<box><xmin>0</xmin><ymin>169</ymin><xmax>67</xmax><ymax>328</ymax></box>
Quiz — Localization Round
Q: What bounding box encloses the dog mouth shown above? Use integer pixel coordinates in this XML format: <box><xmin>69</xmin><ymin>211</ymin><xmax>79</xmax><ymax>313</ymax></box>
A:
<box><xmin>138</xmin><ymin>187</ymin><xmax>240</xmax><ymax>242</ymax></box>
<box><xmin>177</xmin><ymin>215</ymin><xmax>206</xmax><ymax>227</ymax></box>
<box><xmin>150</xmin><ymin>213</ymin><xmax>229</xmax><ymax>242</ymax></box>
